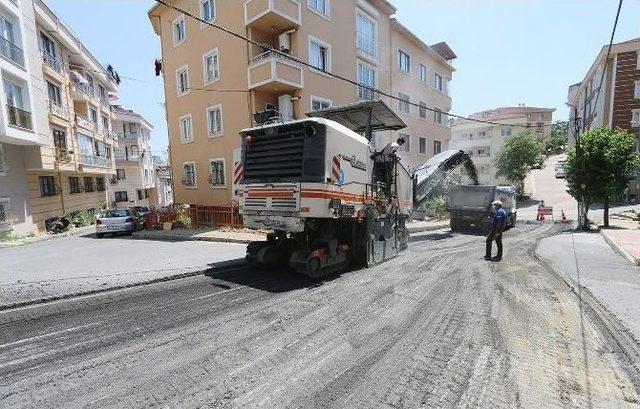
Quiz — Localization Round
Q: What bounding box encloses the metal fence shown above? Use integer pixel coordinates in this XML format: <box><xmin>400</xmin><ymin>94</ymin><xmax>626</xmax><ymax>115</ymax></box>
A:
<box><xmin>189</xmin><ymin>204</ymin><xmax>243</xmax><ymax>228</ymax></box>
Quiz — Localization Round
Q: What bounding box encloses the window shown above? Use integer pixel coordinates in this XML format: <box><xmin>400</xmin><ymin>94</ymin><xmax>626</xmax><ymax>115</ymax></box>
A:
<box><xmin>210</xmin><ymin>159</ymin><xmax>226</xmax><ymax>186</ymax></box>
<box><xmin>115</xmin><ymin>191</ymin><xmax>129</xmax><ymax>202</ymax></box>
<box><xmin>309</xmin><ymin>38</ymin><xmax>330</xmax><ymax>72</ymax></box>
<box><xmin>0</xmin><ymin>198</ymin><xmax>8</xmax><ymax>224</ymax></box>
<box><xmin>173</xmin><ymin>16</ymin><xmax>186</xmax><ymax>45</ymax></box>
<box><xmin>39</xmin><ymin>176</ymin><xmax>57</xmax><ymax>197</ymax></box>
<box><xmin>419</xmin><ymin>64</ymin><xmax>428</xmax><ymax>83</ymax></box>
<box><xmin>0</xmin><ymin>143</ymin><xmax>5</xmax><ymax>174</ymax></box>
<box><xmin>445</xmin><ymin>78</ymin><xmax>451</xmax><ymax>96</ymax></box>
<box><xmin>203</xmin><ymin>49</ymin><xmax>220</xmax><ymax>84</ymax></box>
<box><xmin>129</xmin><ymin>123</ymin><xmax>137</xmax><ymax>134</ymax></box>
<box><xmin>398</xmin><ymin>50</ymin><xmax>410</xmax><ymax>73</ymax></box>
<box><xmin>632</xmin><ymin>109</ymin><xmax>640</xmax><ymax>127</ymax></box>
<box><xmin>102</xmin><ymin>115</ymin><xmax>109</xmax><ymax>132</ymax></box>
<box><xmin>434</xmin><ymin>73</ymin><xmax>443</xmax><ymax>91</ymax></box>
<box><xmin>419</xmin><ymin>101</ymin><xmax>427</xmax><ymax>119</ymax></box>
<box><xmin>398</xmin><ymin>93</ymin><xmax>410</xmax><ymax>114</ymax></box>
<box><xmin>69</xmin><ymin>176</ymin><xmax>82</xmax><ymax>194</ymax></box>
<box><xmin>96</xmin><ymin>177</ymin><xmax>105</xmax><ymax>192</ymax></box>
<box><xmin>116</xmin><ymin>169</ymin><xmax>126</xmax><ymax>180</ymax></box>
<box><xmin>433</xmin><ymin>108</ymin><xmax>443</xmax><ymax>124</ymax></box>
<box><xmin>398</xmin><ymin>133</ymin><xmax>410</xmax><ymax>152</ymax></box>
<box><xmin>176</xmin><ymin>66</ymin><xmax>189</xmax><ymax>95</ymax></box>
<box><xmin>183</xmin><ymin>162</ymin><xmax>196</xmax><ymax>187</ymax></box>
<box><xmin>634</xmin><ymin>81</ymin><xmax>640</xmax><ymax>99</ymax></box>
<box><xmin>311</xmin><ymin>96</ymin><xmax>332</xmax><ymax>111</ymax></box>
<box><xmin>46</xmin><ymin>81</ymin><xmax>62</xmax><ymax>106</ymax></box>
<box><xmin>4</xmin><ymin>79</ymin><xmax>24</xmax><ymax>109</ymax></box>
<box><xmin>41</xmin><ymin>33</ymin><xmax>56</xmax><ymax>58</ymax></box>
<box><xmin>89</xmin><ymin>108</ymin><xmax>98</xmax><ymax>124</ymax></box>
<box><xmin>131</xmin><ymin>145</ymin><xmax>139</xmax><ymax>158</ymax></box>
<box><xmin>201</xmin><ymin>0</ymin><xmax>216</xmax><ymax>22</ymax></box>
<box><xmin>419</xmin><ymin>137</ymin><xmax>426</xmax><ymax>154</ymax></box>
<box><xmin>206</xmin><ymin>104</ymin><xmax>223</xmax><ymax>136</ymax></box>
<box><xmin>98</xmin><ymin>85</ymin><xmax>106</xmax><ymax>101</ymax></box>
<box><xmin>501</xmin><ymin>127</ymin><xmax>512</xmax><ymax>137</ymax></box>
<box><xmin>137</xmin><ymin>189</ymin><xmax>144</xmax><ymax>201</ymax></box>
<box><xmin>356</xmin><ymin>11</ymin><xmax>376</xmax><ymax>59</ymax></box>
<box><xmin>433</xmin><ymin>140</ymin><xmax>442</xmax><ymax>155</ymax></box>
<box><xmin>478</xmin><ymin>131</ymin><xmax>487</xmax><ymax>138</ymax></box>
<box><xmin>357</xmin><ymin>63</ymin><xmax>377</xmax><ymax>100</ymax></box>
<box><xmin>308</xmin><ymin>0</ymin><xmax>329</xmax><ymax>16</ymax></box>
<box><xmin>179</xmin><ymin>114</ymin><xmax>193</xmax><ymax>142</ymax></box>
<box><xmin>536</xmin><ymin>112</ymin><xmax>543</xmax><ymax>121</ymax></box>
<box><xmin>84</xmin><ymin>177</ymin><xmax>94</xmax><ymax>192</ymax></box>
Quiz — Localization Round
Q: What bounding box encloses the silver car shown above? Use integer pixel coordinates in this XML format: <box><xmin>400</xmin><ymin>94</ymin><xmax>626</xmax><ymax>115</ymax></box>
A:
<box><xmin>96</xmin><ymin>209</ymin><xmax>137</xmax><ymax>238</ymax></box>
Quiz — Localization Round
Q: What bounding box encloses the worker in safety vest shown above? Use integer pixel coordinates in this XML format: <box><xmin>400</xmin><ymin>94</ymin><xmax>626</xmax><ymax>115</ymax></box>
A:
<box><xmin>485</xmin><ymin>200</ymin><xmax>507</xmax><ymax>262</ymax></box>
<box><xmin>378</xmin><ymin>137</ymin><xmax>405</xmax><ymax>189</ymax></box>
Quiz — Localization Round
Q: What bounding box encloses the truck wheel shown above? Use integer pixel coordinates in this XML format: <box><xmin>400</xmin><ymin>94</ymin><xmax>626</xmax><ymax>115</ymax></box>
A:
<box><xmin>96</xmin><ymin>233</ymin><xmax>104</xmax><ymax>238</ymax></box>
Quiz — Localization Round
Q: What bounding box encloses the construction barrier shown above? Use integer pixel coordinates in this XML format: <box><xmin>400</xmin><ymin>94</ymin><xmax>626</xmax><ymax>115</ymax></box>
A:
<box><xmin>189</xmin><ymin>204</ymin><xmax>243</xmax><ymax>228</ymax></box>
<box><xmin>537</xmin><ymin>206</ymin><xmax>554</xmax><ymax>221</ymax></box>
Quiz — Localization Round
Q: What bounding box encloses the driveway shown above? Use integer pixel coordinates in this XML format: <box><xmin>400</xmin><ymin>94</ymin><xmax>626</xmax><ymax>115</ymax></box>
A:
<box><xmin>0</xmin><ymin>233</ymin><xmax>247</xmax><ymax>307</ymax></box>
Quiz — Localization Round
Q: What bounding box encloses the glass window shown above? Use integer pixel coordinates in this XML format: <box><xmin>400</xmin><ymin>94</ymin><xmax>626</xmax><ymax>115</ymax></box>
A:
<box><xmin>177</xmin><ymin>67</ymin><xmax>189</xmax><ymax>94</ymax></box>
<box><xmin>357</xmin><ymin>63</ymin><xmax>377</xmax><ymax>100</ymax></box>
<box><xmin>398</xmin><ymin>93</ymin><xmax>410</xmax><ymax>114</ymax></box>
<box><xmin>96</xmin><ymin>177</ymin><xmax>105</xmax><ymax>192</ymax></box>
<box><xmin>47</xmin><ymin>81</ymin><xmax>62</xmax><ymax>106</ymax></box>
<box><xmin>69</xmin><ymin>177</ymin><xmax>82</xmax><ymax>194</ymax></box>
<box><xmin>310</xmin><ymin>40</ymin><xmax>330</xmax><ymax>72</ymax></box>
<box><xmin>0</xmin><ymin>143</ymin><xmax>5</xmax><ymax>173</ymax></box>
<box><xmin>183</xmin><ymin>163</ymin><xmax>196</xmax><ymax>187</ymax></box>
<box><xmin>204</xmin><ymin>50</ymin><xmax>220</xmax><ymax>84</ymax></box>
<box><xmin>434</xmin><ymin>73</ymin><xmax>443</xmax><ymax>91</ymax></box>
<box><xmin>311</xmin><ymin>97</ymin><xmax>331</xmax><ymax>111</ymax></box>
<box><xmin>41</xmin><ymin>33</ymin><xmax>56</xmax><ymax>57</ymax></box>
<box><xmin>419</xmin><ymin>64</ymin><xmax>428</xmax><ymax>83</ymax></box>
<box><xmin>419</xmin><ymin>137</ymin><xmax>426</xmax><ymax>154</ymax></box>
<box><xmin>84</xmin><ymin>177</ymin><xmax>94</xmax><ymax>192</ymax></box>
<box><xmin>501</xmin><ymin>127</ymin><xmax>512</xmax><ymax>137</ymax></box>
<box><xmin>433</xmin><ymin>108</ymin><xmax>443</xmax><ymax>124</ymax></box>
<box><xmin>210</xmin><ymin>159</ymin><xmax>225</xmax><ymax>186</ymax></box>
<box><xmin>3</xmin><ymin>79</ymin><xmax>23</xmax><ymax>108</ymax></box>
<box><xmin>89</xmin><ymin>108</ymin><xmax>98</xmax><ymax>124</ymax></box>
<box><xmin>76</xmin><ymin>133</ymin><xmax>94</xmax><ymax>155</ymax></box>
<box><xmin>419</xmin><ymin>101</ymin><xmax>427</xmax><ymax>119</ymax></box>
<box><xmin>179</xmin><ymin>115</ymin><xmax>192</xmax><ymax>141</ymax></box>
<box><xmin>201</xmin><ymin>0</ymin><xmax>216</xmax><ymax>22</ymax></box>
<box><xmin>308</xmin><ymin>0</ymin><xmax>329</xmax><ymax>16</ymax></box>
<box><xmin>53</xmin><ymin>129</ymin><xmax>66</xmax><ymax>150</ymax></box>
<box><xmin>116</xmin><ymin>169</ymin><xmax>126</xmax><ymax>180</ymax></box>
<box><xmin>115</xmin><ymin>191</ymin><xmax>129</xmax><ymax>202</ymax></box>
<box><xmin>356</xmin><ymin>12</ymin><xmax>376</xmax><ymax>59</ymax></box>
<box><xmin>173</xmin><ymin>17</ymin><xmax>185</xmax><ymax>44</ymax></box>
<box><xmin>39</xmin><ymin>176</ymin><xmax>57</xmax><ymax>197</ymax></box>
<box><xmin>207</xmin><ymin>105</ymin><xmax>223</xmax><ymax>136</ymax></box>
<box><xmin>433</xmin><ymin>140</ymin><xmax>442</xmax><ymax>155</ymax></box>
<box><xmin>398</xmin><ymin>50</ymin><xmax>410</xmax><ymax>73</ymax></box>
<box><xmin>398</xmin><ymin>133</ymin><xmax>410</xmax><ymax>152</ymax></box>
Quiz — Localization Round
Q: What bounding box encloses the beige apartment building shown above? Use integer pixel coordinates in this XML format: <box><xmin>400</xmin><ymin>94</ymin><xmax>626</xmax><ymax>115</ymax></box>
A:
<box><xmin>450</xmin><ymin>106</ymin><xmax>554</xmax><ymax>184</ymax></box>
<box><xmin>149</xmin><ymin>0</ymin><xmax>455</xmax><ymax>207</ymax></box>
<box><xmin>0</xmin><ymin>0</ymin><xmax>119</xmax><ymax>236</ymax></box>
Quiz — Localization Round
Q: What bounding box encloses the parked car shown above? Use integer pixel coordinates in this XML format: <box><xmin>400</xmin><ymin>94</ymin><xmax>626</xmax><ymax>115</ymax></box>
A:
<box><xmin>555</xmin><ymin>166</ymin><xmax>566</xmax><ymax>178</ymax></box>
<box><xmin>132</xmin><ymin>206</ymin><xmax>151</xmax><ymax>217</ymax></box>
<box><xmin>95</xmin><ymin>209</ymin><xmax>137</xmax><ymax>238</ymax></box>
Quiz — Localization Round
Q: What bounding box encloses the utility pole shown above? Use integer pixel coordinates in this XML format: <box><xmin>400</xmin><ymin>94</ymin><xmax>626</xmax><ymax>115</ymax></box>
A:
<box><xmin>573</xmin><ymin>108</ymin><xmax>587</xmax><ymax>230</ymax></box>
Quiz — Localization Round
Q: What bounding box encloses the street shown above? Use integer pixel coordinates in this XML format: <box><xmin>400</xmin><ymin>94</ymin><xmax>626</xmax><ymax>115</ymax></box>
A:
<box><xmin>2</xmin><ymin>224</ymin><xmax>640</xmax><ymax>408</ymax></box>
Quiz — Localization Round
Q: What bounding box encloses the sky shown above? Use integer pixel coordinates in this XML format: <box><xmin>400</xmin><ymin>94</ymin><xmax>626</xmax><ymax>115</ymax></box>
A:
<box><xmin>45</xmin><ymin>0</ymin><xmax>640</xmax><ymax>152</ymax></box>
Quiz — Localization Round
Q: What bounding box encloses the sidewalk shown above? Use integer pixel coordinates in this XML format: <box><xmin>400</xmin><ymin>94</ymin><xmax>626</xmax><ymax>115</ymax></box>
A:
<box><xmin>536</xmin><ymin>232</ymin><xmax>640</xmax><ymax>342</ymax></box>
<box><xmin>600</xmin><ymin>210</ymin><xmax>640</xmax><ymax>266</ymax></box>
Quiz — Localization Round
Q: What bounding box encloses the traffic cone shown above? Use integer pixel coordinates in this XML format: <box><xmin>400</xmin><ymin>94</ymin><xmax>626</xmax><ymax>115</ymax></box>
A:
<box><xmin>561</xmin><ymin>210</ymin><xmax>568</xmax><ymax>223</ymax></box>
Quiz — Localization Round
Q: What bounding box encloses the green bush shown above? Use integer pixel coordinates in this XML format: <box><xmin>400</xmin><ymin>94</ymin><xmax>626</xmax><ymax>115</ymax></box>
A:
<box><xmin>69</xmin><ymin>210</ymin><xmax>94</xmax><ymax>227</ymax></box>
<box><xmin>427</xmin><ymin>195</ymin><xmax>448</xmax><ymax>219</ymax></box>
<box><xmin>176</xmin><ymin>214</ymin><xmax>192</xmax><ymax>228</ymax></box>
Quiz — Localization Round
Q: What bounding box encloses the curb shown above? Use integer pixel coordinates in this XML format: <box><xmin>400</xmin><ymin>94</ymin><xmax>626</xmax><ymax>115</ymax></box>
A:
<box><xmin>132</xmin><ymin>231</ymin><xmax>261</xmax><ymax>245</ymax></box>
<box><xmin>407</xmin><ymin>222</ymin><xmax>450</xmax><ymax>233</ymax></box>
<box><xmin>0</xmin><ymin>259</ymin><xmax>247</xmax><ymax>312</ymax></box>
<box><xmin>601</xmin><ymin>230</ymin><xmax>640</xmax><ymax>267</ymax></box>
<box><xmin>0</xmin><ymin>225</ymin><xmax>95</xmax><ymax>249</ymax></box>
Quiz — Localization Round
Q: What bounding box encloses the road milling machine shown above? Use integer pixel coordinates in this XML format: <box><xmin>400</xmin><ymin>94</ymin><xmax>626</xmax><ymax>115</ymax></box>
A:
<box><xmin>238</xmin><ymin>100</ymin><xmax>476</xmax><ymax>278</ymax></box>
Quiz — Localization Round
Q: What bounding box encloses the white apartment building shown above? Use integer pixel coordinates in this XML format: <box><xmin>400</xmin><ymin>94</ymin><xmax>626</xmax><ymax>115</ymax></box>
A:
<box><xmin>450</xmin><ymin>106</ymin><xmax>554</xmax><ymax>184</ymax></box>
<box><xmin>109</xmin><ymin>105</ymin><xmax>155</xmax><ymax>207</ymax></box>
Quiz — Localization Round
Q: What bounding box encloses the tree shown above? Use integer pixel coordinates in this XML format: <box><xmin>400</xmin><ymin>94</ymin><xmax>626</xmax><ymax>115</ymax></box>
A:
<box><xmin>564</xmin><ymin>126</ymin><xmax>639</xmax><ymax>228</ymax></box>
<box><xmin>545</xmin><ymin>121</ymin><xmax>568</xmax><ymax>154</ymax></box>
<box><xmin>494</xmin><ymin>130</ymin><xmax>544</xmax><ymax>196</ymax></box>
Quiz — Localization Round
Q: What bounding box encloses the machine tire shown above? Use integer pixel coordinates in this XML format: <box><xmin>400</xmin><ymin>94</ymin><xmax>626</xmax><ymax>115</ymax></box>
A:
<box><xmin>307</xmin><ymin>258</ymin><xmax>322</xmax><ymax>279</ymax></box>
<box><xmin>96</xmin><ymin>233</ymin><xmax>104</xmax><ymax>238</ymax></box>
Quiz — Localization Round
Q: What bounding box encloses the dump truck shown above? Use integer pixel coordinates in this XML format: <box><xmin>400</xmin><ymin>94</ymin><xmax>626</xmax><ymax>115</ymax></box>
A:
<box><xmin>447</xmin><ymin>185</ymin><xmax>516</xmax><ymax>233</ymax></box>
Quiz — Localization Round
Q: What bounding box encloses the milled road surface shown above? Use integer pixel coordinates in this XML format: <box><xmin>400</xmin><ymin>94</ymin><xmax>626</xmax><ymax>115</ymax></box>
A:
<box><xmin>1</xmin><ymin>224</ymin><xmax>640</xmax><ymax>408</ymax></box>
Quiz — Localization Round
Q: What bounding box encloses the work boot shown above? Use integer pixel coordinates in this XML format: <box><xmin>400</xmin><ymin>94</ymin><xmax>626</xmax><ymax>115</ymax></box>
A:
<box><xmin>491</xmin><ymin>256</ymin><xmax>502</xmax><ymax>262</ymax></box>
<box><xmin>484</xmin><ymin>256</ymin><xmax>492</xmax><ymax>261</ymax></box>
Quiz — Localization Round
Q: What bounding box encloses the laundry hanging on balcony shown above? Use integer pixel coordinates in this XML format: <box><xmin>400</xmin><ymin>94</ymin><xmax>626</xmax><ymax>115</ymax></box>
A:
<box><xmin>70</xmin><ymin>70</ymin><xmax>89</xmax><ymax>85</ymax></box>
<box><xmin>108</xmin><ymin>92</ymin><xmax>119</xmax><ymax>101</ymax></box>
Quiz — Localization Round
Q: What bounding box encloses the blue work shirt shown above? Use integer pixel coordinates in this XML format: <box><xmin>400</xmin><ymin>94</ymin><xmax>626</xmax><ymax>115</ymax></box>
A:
<box><xmin>492</xmin><ymin>208</ymin><xmax>508</xmax><ymax>229</ymax></box>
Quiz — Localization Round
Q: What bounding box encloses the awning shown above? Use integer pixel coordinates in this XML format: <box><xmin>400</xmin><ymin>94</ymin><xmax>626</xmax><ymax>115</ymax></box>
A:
<box><xmin>306</xmin><ymin>99</ymin><xmax>406</xmax><ymax>133</ymax></box>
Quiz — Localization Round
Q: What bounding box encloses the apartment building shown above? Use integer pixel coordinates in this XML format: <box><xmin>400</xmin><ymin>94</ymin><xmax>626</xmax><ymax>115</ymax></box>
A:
<box><xmin>450</xmin><ymin>106</ymin><xmax>554</xmax><ymax>184</ymax></box>
<box><xmin>109</xmin><ymin>105</ymin><xmax>155</xmax><ymax>207</ymax></box>
<box><xmin>0</xmin><ymin>0</ymin><xmax>119</xmax><ymax>236</ymax></box>
<box><xmin>148</xmin><ymin>0</ymin><xmax>455</xmax><ymax>207</ymax></box>
<box><xmin>567</xmin><ymin>37</ymin><xmax>640</xmax><ymax>196</ymax></box>
<box><xmin>567</xmin><ymin>37</ymin><xmax>640</xmax><ymax>145</ymax></box>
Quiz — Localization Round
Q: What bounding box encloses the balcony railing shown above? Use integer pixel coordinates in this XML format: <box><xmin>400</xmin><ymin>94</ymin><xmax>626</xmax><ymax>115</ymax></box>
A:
<box><xmin>356</xmin><ymin>32</ymin><xmax>377</xmax><ymax>59</ymax></box>
<box><xmin>99</xmin><ymin>96</ymin><xmax>110</xmax><ymax>107</ymax></box>
<box><xmin>247</xmin><ymin>50</ymin><xmax>303</xmax><ymax>91</ymax></box>
<box><xmin>78</xmin><ymin>154</ymin><xmax>111</xmax><ymax>168</ymax></box>
<box><xmin>70</xmin><ymin>74</ymin><xmax>95</xmax><ymax>97</ymax></box>
<box><xmin>42</xmin><ymin>52</ymin><xmax>63</xmax><ymax>73</ymax></box>
<box><xmin>0</xmin><ymin>35</ymin><xmax>24</xmax><ymax>67</ymax></box>
<box><xmin>75</xmin><ymin>114</ymin><xmax>97</xmax><ymax>131</ymax></box>
<box><xmin>48</xmin><ymin>100</ymin><xmax>68</xmax><ymax>119</ymax></box>
<box><xmin>55</xmin><ymin>148</ymin><xmax>72</xmax><ymax>162</ymax></box>
<box><xmin>6</xmin><ymin>104</ymin><xmax>33</xmax><ymax>130</ymax></box>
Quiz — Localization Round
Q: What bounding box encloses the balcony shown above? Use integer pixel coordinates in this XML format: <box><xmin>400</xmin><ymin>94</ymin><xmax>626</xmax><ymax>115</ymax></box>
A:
<box><xmin>75</xmin><ymin>114</ymin><xmax>97</xmax><ymax>132</ymax></box>
<box><xmin>69</xmin><ymin>73</ymin><xmax>95</xmax><ymax>100</ymax></box>
<box><xmin>248</xmin><ymin>50</ymin><xmax>303</xmax><ymax>92</ymax></box>
<box><xmin>244</xmin><ymin>0</ymin><xmax>301</xmax><ymax>32</ymax></box>
<box><xmin>55</xmin><ymin>148</ymin><xmax>72</xmax><ymax>163</ymax></box>
<box><xmin>6</xmin><ymin>104</ymin><xmax>33</xmax><ymax>130</ymax></box>
<box><xmin>101</xmin><ymin>127</ymin><xmax>118</xmax><ymax>141</ymax></box>
<box><xmin>48</xmin><ymin>100</ymin><xmax>68</xmax><ymax>120</ymax></box>
<box><xmin>42</xmin><ymin>52</ymin><xmax>63</xmax><ymax>73</ymax></box>
<box><xmin>78</xmin><ymin>154</ymin><xmax>111</xmax><ymax>168</ymax></box>
<box><xmin>0</xmin><ymin>35</ymin><xmax>24</xmax><ymax>67</ymax></box>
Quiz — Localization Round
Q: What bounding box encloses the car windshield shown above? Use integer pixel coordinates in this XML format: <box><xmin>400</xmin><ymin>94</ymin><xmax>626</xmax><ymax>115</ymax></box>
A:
<box><xmin>100</xmin><ymin>210</ymin><xmax>130</xmax><ymax>218</ymax></box>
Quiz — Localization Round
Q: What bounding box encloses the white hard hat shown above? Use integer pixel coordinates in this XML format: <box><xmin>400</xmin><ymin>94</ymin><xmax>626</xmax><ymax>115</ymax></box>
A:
<box><xmin>492</xmin><ymin>200</ymin><xmax>503</xmax><ymax>206</ymax></box>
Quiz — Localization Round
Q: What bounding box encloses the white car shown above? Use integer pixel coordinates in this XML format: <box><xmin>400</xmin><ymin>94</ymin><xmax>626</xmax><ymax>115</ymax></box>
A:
<box><xmin>555</xmin><ymin>166</ymin><xmax>566</xmax><ymax>178</ymax></box>
<box><xmin>95</xmin><ymin>209</ymin><xmax>137</xmax><ymax>238</ymax></box>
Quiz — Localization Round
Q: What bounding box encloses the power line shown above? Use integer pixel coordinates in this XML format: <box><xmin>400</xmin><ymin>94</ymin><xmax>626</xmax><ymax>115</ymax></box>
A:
<box><xmin>154</xmin><ymin>0</ymin><xmax>557</xmax><ymax>129</ymax></box>
<box><xmin>592</xmin><ymin>0</ymin><xmax>623</xmax><ymax>115</ymax></box>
